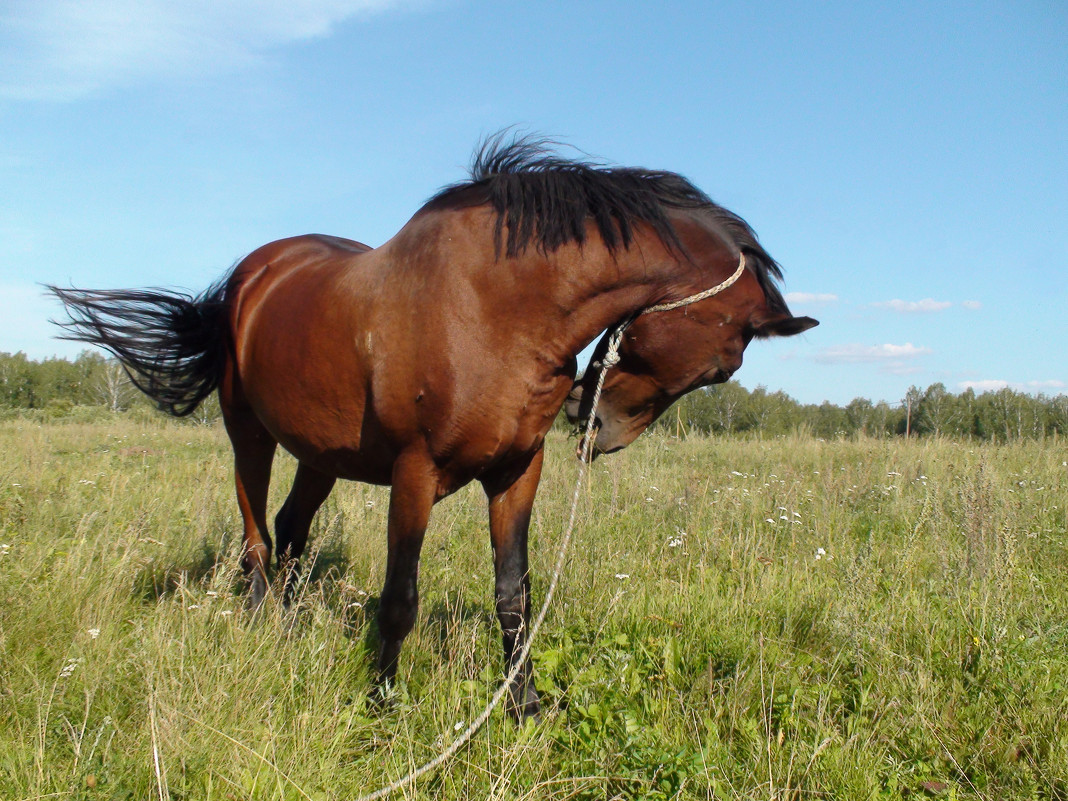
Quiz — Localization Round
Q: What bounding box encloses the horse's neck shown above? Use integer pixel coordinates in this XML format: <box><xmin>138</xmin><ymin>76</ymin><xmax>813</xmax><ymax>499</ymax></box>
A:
<box><xmin>548</xmin><ymin>238</ymin><xmax>693</xmax><ymax>359</ymax></box>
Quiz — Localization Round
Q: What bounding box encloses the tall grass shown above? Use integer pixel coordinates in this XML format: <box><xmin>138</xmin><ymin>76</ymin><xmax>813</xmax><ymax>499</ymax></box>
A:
<box><xmin>1</xmin><ymin>419</ymin><xmax>1066</xmax><ymax>799</ymax></box>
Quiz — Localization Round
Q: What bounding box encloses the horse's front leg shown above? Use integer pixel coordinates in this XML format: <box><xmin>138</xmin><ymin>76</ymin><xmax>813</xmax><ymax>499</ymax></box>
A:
<box><xmin>481</xmin><ymin>448</ymin><xmax>545</xmax><ymax>720</ymax></box>
<box><xmin>376</xmin><ymin>449</ymin><xmax>436</xmax><ymax>689</ymax></box>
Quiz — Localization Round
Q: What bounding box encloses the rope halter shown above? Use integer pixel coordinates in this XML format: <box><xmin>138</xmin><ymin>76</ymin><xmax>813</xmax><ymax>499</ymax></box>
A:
<box><xmin>600</xmin><ymin>251</ymin><xmax>747</xmax><ymax>368</ymax></box>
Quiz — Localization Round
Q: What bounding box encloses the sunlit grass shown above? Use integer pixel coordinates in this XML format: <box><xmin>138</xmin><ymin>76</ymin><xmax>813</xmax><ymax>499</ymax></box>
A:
<box><xmin>1</xmin><ymin>418</ymin><xmax>1066</xmax><ymax>799</ymax></box>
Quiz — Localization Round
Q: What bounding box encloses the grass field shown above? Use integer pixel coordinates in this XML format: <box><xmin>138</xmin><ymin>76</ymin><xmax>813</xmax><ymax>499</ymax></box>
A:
<box><xmin>1</xmin><ymin>418</ymin><xmax>1066</xmax><ymax>800</ymax></box>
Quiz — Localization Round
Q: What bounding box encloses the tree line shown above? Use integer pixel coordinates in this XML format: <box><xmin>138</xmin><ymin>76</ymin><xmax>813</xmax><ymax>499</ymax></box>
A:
<box><xmin>2</xmin><ymin>350</ymin><xmax>1065</xmax><ymax>441</ymax></box>
<box><xmin>0</xmin><ymin>351</ymin><xmax>219</xmax><ymax>423</ymax></box>
<box><xmin>652</xmin><ymin>380</ymin><xmax>1068</xmax><ymax>441</ymax></box>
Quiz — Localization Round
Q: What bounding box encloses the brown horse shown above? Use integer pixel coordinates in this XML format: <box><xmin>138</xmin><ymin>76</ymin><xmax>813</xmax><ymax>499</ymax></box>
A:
<box><xmin>49</xmin><ymin>135</ymin><xmax>817</xmax><ymax>717</ymax></box>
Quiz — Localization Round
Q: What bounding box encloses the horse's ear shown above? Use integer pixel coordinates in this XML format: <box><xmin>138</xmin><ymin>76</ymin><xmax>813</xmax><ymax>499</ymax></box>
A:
<box><xmin>753</xmin><ymin>314</ymin><xmax>819</xmax><ymax>339</ymax></box>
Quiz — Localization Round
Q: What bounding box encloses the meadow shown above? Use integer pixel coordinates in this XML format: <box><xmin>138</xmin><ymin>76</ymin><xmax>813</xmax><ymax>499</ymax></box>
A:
<box><xmin>1</xmin><ymin>417</ymin><xmax>1066</xmax><ymax>800</ymax></box>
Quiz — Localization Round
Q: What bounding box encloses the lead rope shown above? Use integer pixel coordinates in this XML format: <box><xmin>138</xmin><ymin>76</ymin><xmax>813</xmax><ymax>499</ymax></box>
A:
<box><xmin>353</xmin><ymin>252</ymin><xmax>746</xmax><ymax>801</ymax></box>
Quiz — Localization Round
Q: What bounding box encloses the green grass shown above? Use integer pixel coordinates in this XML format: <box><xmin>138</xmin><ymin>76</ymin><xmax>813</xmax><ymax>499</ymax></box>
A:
<box><xmin>1</xmin><ymin>418</ymin><xmax>1067</xmax><ymax>799</ymax></box>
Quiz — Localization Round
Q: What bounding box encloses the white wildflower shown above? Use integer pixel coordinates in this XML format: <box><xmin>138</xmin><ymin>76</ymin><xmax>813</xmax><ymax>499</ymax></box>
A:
<box><xmin>815</xmin><ymin>547</ymin><xmax>826</xmax><ymax>560</ymax></box>
<box><xmin>87</xmin><ymin>628</ymin><xmax>100</xmax><ymax>639</ymax></box>
<box><xmin>60</xmin><ymin>658</ymin><xmax>81</xmax><ymax>678</ymax></box>
<box><xmin>615</xmin><ymin>573</ymin><xmax>629</xmax><ymax>580</ymax></box>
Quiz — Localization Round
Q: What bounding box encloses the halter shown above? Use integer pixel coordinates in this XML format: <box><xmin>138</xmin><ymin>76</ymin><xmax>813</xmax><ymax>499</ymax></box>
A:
<box><xmin>600</xmin><ymin>251</ymin><xmax>747</xmax><ymax>368</ymax></box>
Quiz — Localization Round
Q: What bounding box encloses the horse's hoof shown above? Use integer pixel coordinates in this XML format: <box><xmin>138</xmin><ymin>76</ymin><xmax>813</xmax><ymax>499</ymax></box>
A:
<box><xmin>508</xmin><ymin>684</ymin><xmax>541</xmax><ymax>722</ymax></box>
<box><xmin>369</xmin><ymin>681</ymin><xmax>398</xmax><ymax>713</ymax></box>
<box><xmin>246</xmin><ymin>574</ymin><xmax>268</xmax><ymax>614</ymax></box>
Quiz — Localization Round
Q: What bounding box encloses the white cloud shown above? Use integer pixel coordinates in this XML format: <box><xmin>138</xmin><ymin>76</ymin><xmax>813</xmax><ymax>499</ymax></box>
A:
<box><xmin>873</xmin><ymin>298</ymin><xmax>952</xmax><ymax>313</ymax></box>
<box><xmin>1028</xmin><ymin>380</ymin><xmax>1066</xmax><ymax>391</ymax></box>
<box><xmin>814</xmin><ymin>342</ymin><xmax>932</xmax><ymax>364</ymax></box>
<box><xmin>784</xmin><ymin>292</ymin><xmax>838</xmax><ymax>305</ymax></box>
<box><xmin>0</xmin><ymin>0</ymin><xmax>413</xmax><ymax>101</ymax></box>
<box><xmin>961</xmin><ymin>300</ymin><xmax>982</xmax><ymax>310</ymax></box>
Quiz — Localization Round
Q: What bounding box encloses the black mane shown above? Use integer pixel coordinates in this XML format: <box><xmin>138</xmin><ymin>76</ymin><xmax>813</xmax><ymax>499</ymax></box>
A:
<box><xmin>428</xmin><ymin>133</ymin><xmax>789</xmax><ymax>314</ymax></box>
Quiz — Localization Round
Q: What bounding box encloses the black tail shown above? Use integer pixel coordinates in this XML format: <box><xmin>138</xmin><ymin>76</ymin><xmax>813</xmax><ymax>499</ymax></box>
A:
<box><xmin>47</xmin><ymin>276</ymin><xmax>231</xmax><ymax>417</ymax></box>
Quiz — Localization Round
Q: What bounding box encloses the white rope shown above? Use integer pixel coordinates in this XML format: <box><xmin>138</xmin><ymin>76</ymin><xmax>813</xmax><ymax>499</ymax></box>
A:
<box><xmin>353</xmin><ymin>252</ymin><xmax>746</xmax><ymax>800</ymax></box>
<box><xmin>639</xmin><ymin>252</ymin><xmax>746</xmax><ymax>316</ymax></box>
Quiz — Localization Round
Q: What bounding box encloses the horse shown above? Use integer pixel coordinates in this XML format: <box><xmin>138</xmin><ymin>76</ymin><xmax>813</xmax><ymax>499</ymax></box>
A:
<box><xmin>49</xmin><ymin>135</ymin><xmax>817</xmax><ymax>718</ymax></box>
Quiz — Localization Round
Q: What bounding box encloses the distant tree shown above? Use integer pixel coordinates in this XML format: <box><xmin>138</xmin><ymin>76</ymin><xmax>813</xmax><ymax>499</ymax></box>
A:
<box><xmin>0</xmin><ymin>352</ymin><xmax>37</xmax><ymax>407</ymax></box>
<box><xmin>709</xmin><ymin>381</ymin><xmax>749</xmax><ymax>433</ymax></box>
<box><xmin>746</xmin><ymin>386</ymin><xmax>795</xmax><ymax>434</ymax></box>
<box><xmin>873</xmin><ymin>401</ymin><xmax>897</xmax><ymax>437</ymax></box>
<box><xmin>811</xmin><ymin>401</ymin><xmax>850</xmax><ymax>439</ymax></box>
<box><xmin>845</xmin><ymin>397</ymin><xmax>874</xmax><ymax>436</ymax></box>
<box><xmin>94</xmin><ymin>359</ymin><xmax>136</xmax><ymax>412</ymax></box>
<box><xmin>1047</xmin><ymin>394</ymin><xmax>1068</xmax><ymax>436</ymax></box>
<box><xmin>191</xmin><ymin>392</ymin><xmax>222</xmax><ymax>425</ymax></box>
<box><xmin>990</xmin><ymin>387</ymin><xmax>1022</xmax><ymax>441</ymax></box>
<box><xmin>901</xmin><ymin>386</ymin><xmax>923</xmax><ymax>437</ymax></box>
<box><xmin>918</xmin><ymin>382</ymin><xmax>962</xmax><ymax>437</ymax></box>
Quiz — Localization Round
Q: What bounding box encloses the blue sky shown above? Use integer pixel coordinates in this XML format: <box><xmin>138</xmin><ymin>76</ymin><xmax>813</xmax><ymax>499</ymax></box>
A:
<box><xmin>1</xmin><ymin>0</ymin><xmax>1064</xmax><ymax>406</ymax></box>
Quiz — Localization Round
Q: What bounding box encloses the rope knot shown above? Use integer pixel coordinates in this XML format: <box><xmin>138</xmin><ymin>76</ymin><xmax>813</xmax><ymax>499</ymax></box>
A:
<box><xmin>602</xmin><ymin>350</ymin><xmax>621</xmax><ymax>368</ymax></box>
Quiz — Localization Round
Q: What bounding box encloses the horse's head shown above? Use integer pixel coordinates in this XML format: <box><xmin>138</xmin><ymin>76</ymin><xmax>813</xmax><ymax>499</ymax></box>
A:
<box><xmin>565</xmin><ymin>254</ymin><xmax>817</xmax><ymax>457</ymax></box>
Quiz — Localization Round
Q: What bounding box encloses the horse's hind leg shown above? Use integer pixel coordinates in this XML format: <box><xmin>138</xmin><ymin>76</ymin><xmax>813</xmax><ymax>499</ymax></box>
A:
<box><xmin>222</xmin><ymin>407</ymin><xmax>278</xmax><ymax>611</ymax></box>
<box><xmin>275</xmin><ymin>463</ymin><xmax>336</xmax><ymax>603</ymax></box>
<box><xmin>481</xmin><ymin>448</ymin><xmax>545</xmax><ymax>720</ymax></box>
